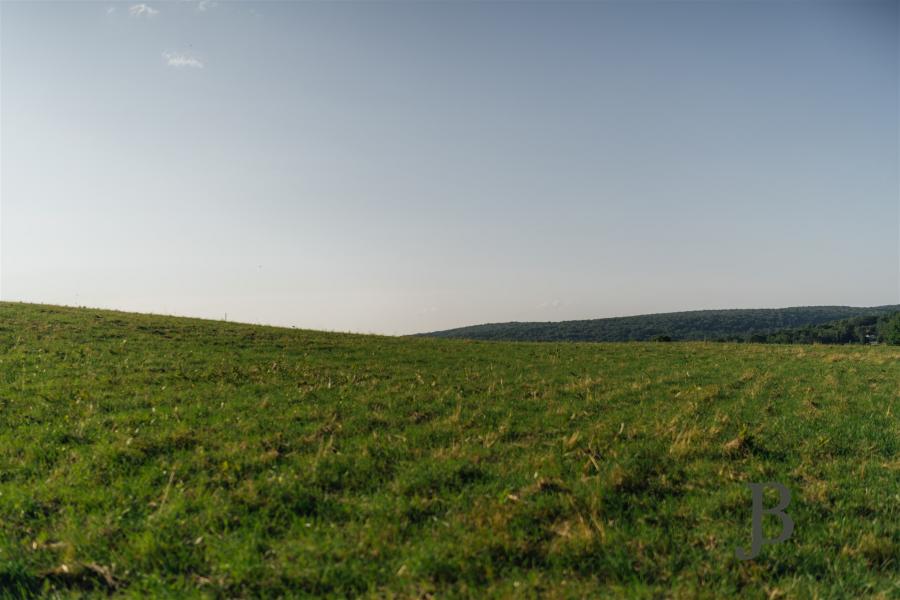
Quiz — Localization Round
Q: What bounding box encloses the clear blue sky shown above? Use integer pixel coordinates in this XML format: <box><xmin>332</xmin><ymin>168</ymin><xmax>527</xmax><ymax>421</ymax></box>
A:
<box><xmin>2</xmin><ymin>0</ymin><xmax>897</xmax><ymax>334</ymax></box>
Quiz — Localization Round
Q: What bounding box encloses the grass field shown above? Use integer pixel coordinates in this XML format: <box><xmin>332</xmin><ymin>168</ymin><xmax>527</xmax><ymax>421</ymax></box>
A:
<box><xmin>1</xmin><ymin>302</ymin><xmax>898</xmax><ymax>598</ymax></box>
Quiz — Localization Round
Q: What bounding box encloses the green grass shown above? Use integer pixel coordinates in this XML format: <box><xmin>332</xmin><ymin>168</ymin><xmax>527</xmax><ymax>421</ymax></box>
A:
<box><xmin>1</xmin><ymin>302</ymin><xmax>898</xmax><ymax>598</ymax></box>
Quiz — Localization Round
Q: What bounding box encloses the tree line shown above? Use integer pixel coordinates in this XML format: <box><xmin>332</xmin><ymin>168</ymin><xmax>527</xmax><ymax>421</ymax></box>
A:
<box><xmin>420</xmin><ymin>306</ymin><xmax>900</xmax><ymax>343</ymax></box>
<box><xmin>713</xmin><ymin>312</ymin><xmax>900</xmax><ymax>345</ymax></box>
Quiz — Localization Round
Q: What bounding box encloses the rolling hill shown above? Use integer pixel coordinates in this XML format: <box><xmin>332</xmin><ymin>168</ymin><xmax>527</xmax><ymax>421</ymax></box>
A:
<box><xmin>418</xmin><ymin>305</ymin><xmax>900</xmax><ymax>342</ymax></box>
<box><xmin>1</xmin><ymin>301</ymin><xmax>898</xmax><ymax>596</ymax></box>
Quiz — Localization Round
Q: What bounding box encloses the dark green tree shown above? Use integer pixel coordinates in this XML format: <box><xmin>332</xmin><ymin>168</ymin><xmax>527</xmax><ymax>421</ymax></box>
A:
<box><xmin>876</xmin><ymin>313</ymin><xmax>900</xmax><ymax>345</ymax></box>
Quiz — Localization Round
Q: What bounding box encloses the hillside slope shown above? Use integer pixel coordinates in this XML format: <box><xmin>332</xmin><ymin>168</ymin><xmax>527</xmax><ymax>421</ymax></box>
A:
<box><xmin>1</xmin><ymin>302</ymin><xmax>898</xmax><ymax>597</ymax></box>
<box><xmin>419</xmin><ymin>305</ymin><xmax>900</xmax><ymax>342</ymax></box>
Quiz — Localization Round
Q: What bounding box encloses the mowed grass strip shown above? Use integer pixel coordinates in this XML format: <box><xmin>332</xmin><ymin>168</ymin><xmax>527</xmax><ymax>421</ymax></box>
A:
<box><xmin>0</xmin><ymin>302</ymin><xmax>898</xmax><ymax>598</ymax></box>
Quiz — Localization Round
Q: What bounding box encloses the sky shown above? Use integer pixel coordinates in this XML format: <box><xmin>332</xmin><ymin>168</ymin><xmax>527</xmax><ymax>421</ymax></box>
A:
<box><xmin>1</xmin><ymin>0</ymin><xmax>898</xmax><ymax>335</ymax></box>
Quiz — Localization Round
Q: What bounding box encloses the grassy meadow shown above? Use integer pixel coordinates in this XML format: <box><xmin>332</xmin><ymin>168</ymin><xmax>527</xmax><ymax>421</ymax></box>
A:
<box><xmin>0</xmin><ymin>302</ymin><xmax>898</xmax><ymax>598</ymax></box>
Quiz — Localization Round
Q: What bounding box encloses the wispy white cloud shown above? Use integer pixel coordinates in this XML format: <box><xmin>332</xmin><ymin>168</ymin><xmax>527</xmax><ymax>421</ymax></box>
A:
<box><xmin>129</xmin><ymin>4</ymin><xmax>159</xmax><ymax>17</ymax></box>
<box><xmin>163</xmin><ymin>52</ymin><xmax>204</xmax><ymax>69</ymax></box>
<box><xmin>197</xmin><ymin>0</ymin><xmax>218</xmax><ymax>12</ymax></box>
<box><xmin>107</xmin><ymin>6</ymin><xmax>116</xmax><ymax>15</ymax></box>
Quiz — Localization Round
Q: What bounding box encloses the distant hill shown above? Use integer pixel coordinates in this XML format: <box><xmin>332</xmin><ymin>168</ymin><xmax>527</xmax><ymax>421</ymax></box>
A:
<box><xmin>417</xmin><ymin>305</ymin><xmax>900</xmax><ymax>342</ymax></box>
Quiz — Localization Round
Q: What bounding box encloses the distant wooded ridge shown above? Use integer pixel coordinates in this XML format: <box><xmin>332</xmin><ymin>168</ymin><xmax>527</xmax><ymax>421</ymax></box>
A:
<box><xmin>417</xmin><ymin>306</ymin><xmax>900</xmax><ymax>344</ymax></box>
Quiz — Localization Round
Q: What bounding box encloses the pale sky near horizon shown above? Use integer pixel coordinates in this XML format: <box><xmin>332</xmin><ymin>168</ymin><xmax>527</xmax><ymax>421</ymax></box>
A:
<box><xmin>2</xmin><ymin>0</ymin><xmax>898</xmax><ymax>335</ymax></box>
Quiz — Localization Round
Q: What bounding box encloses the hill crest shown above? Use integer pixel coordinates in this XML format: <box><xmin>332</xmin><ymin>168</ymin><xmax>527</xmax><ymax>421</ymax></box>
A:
<box><xmin>418</xmin><ymin>305</ymin><xmax>900</xmax><ymax>342</ymax></box>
